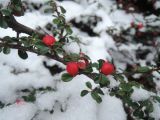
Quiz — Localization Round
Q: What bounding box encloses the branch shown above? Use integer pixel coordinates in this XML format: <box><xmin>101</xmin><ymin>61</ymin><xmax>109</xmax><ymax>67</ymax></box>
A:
<box><xmin>4</xmin><ymin>15</ymin><xmax>45</xmax><ymax>38</ymax></box>
<box><xmin>0</xmin><ymin>41</ymin><xmax>64</xmax><ymax>64</ymax></box>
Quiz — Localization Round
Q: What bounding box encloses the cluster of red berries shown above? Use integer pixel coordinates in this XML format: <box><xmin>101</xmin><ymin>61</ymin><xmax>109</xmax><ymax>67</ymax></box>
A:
<box><xmin>42</xmin><ymin>35</ymin><xmax>56</xmax><ymax>46</ymax></box>
<box><xmin>66</xmin><ymin>53</ymin><xmax>89</xmax><ymax>76</ymax></box>
<box><xmin>130</xmin><ymin>21</ymin><xmax>143</xmax><ymax>30</ymax></box>
<box><xmin>66</xmin><ymin>57</ymin><xmax>115</xmax><ymax>76</ymax></box>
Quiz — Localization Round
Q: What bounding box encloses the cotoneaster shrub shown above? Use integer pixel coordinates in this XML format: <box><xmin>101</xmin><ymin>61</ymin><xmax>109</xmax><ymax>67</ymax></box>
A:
<box><xmin>0</xmin><ymin>0</ymin><xmax>160</xmax><ymax>119</ymax></box>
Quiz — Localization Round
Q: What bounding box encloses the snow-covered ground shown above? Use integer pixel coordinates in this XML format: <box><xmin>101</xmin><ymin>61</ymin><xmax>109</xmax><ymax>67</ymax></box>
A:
<box><xmin>0</xmin><ymin>0</ymin><xmax>160</xmax><ymax>120</ymax></box>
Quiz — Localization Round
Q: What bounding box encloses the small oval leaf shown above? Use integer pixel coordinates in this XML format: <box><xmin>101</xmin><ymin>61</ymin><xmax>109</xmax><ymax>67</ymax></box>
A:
<box><xmin>81</xmin><ymin>90</ymin><xmax>89</xmax><ymax>97</ymax></box>
<box><xmin>61</xmin><ymin>73</ymin><xmax>73</xmax><ymax>82</ymax></box>
<box><xmin>18</xmin><ymin>50</ymin><xmax>28</xmax><ymax>60</ymax></box>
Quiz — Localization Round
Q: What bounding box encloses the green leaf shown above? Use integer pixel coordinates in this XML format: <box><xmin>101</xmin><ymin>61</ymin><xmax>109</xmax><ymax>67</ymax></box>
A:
<box><xmin>99</xmin><ymin>74</ymin><xmax>110</xmax><ymax>86</ymax></box>
<box><xmin>95</xmin><ymin>88</ymin><xmax>104</xmax><ymax>95</ymax></box>
<box><xmin>35</xmin><ymin>42</ymin><xmax>49</xmax><ymax>54</ymax></box>
<box><xmin>114</xmin><ymin>74</ymin><xmax>125</xmax><ymax>83</ymax></box>
<box><xmin>0</xmin><ymin>101</ymin><xmax>5</xmax><ymax>109</ymax></box>
<box><xmin>83</xmin><ymin>64</ymin><xmax>93</xmax><ymax>73</ymax></box>
<box><xmin>94</xmin><ymin>75</ymin><xmax>100</xmax><ymax>84</ymax></box>
<box><xmin>3</xmin><ymin>47</ymin><xmax>10</xmax><ymax>54</ymax></box>
<box><xmin>18</xmin><ymin>50</ymin><xmax>28</xmax><ymax>60</ymax></box>
<box><xmin>0</xmin><ymin>18</ymin><xmax>8</xmax><ymax>29</ymax></box>
<box><xmin>22</xmin><ymin>90</ymin><xmax>36</xmax><ymax>102</ymax></box>
<box><xmin>81</xmin><ymin>90</ymin><xmax>89</xmax><ymax>97</ymax></box>
<box><xmin>1</xmin><ymin>9</ymin><xmax>12</xmax><ymax>16</ymax></box>
<box><xmin>143</xmin><ymin>100</ymin><xmax>154</xmax><ymax>113</ymax></box>
<box><xmin>60</xmin><ymin>6</ymin><xmax>66</xmax><ymax>13</ymax></box>
<box><xmin>86</xmin><ymin>82</ymin><xmax>92</xmax><ymax>89</ymax></box>
<box><xmin>53</xmin><ymin>18</ymin><xmax>60</xmax><ymax>24</ymax></box>
<box><xmin>66</xmin><ymin>26</ymin><xmax>73</xmax><ymax>35</ymax></box>
<box><xmin>44</xmin><ymin>8</ymin><xmax>53</xmax><ymax>13</ymax></box>
<box><xmin>11</xmin><ymin>0</ymin><xmax>22</xmax><ymax>4</ymax></box>
<box><xmin>136</xmin><ymin>66</ymin><xmax>150</xmax><ymax>73</ymax></box>
<box><xmin>148</xmin><ymin>118</ymin><xmax>155</xmax><ymax>120</ymax></box>
<box><xmin>64</xmin><ymin>53</ymin><xmax>80</xmax><ymax>62</ymax></box>
<box><xmin>154</xmin><ymin>96</ymin><xmax>160</xmax><ymax>103</ymax></box>
<box><xmin>133</xmin><ymin>109</ymin><xmax>144</xmax><ymax>118</ymax></box>
<box><xmin>120</xmin><ymin>83</ymin><xmax>133</xmax><ymax>92</ymax></box>
<box><xmin>61</xmin><ymin>73</ymin><xmax>73</xmax><ymax>82</ymax></box>
<box><xmin>3</xmin><ymin>36</ymin><xmax>12</xmax><ymax>42</ymax></box>
<box><xmin>0</xmin><ymin>47</ymin><xmax>2</xmax><ymax>52</ymax></box>
<box><xmin>98</xmin><ymin>59</ymin><xmax>104</xmax><ymax>69</ymax></box>
<box><xmin>91</xmin><ymin>91</ymin><xmax>102</xmax><ymax>103</ymax></box>
<box><xmin>14</xmin><ymin>5</ymin><xmax>22</xmax><ymax>12</ymax></box>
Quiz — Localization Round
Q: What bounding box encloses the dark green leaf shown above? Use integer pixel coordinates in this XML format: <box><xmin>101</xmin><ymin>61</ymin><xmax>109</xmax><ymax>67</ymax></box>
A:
<box><xmin>3</xmin><ymin>36</ymin><xmax>12</xmax><ymax>42</ymax></box>
<box><xmin>120</xmin><ymin>83</ymin><xmax>133</xmax><ymax>92</ymax></box>
<box><xmin>148</xmin><ymin>117</ymin><xmax>155</xmax><ymax>120</ymax></box>
<box><xmin>60</xmin><ymin>6</ymin><xmax>66</xmax><ymax>13</ymax></box>
<box><xmin>91</xmin><ymin>91</ymin><xmax>102</xmax><ymax>103</ymax></box>
<box><xmin>99</xmin><ymin>74</ymin><xmax>110</xmax><ymax>86</ymax></box>
<box><xmin>22</xmin><ymin>90</ymin><xmax>36</xmax><ymax>102</ymax></box>
<box><xmin>3</xmin><ymin>47</ymin><xmax>10</xmax><ymax>54</ymax></box>
<box><xmin>35</xmin><ymin>42</ymin><xmax>49</xmax><ymax>54</ymax></box>
<box><xmin>95</xmin><ymin>88</ymin><xmax>104</xmax><ymax>95</ymax></box>
<box><xmin>11</xmin><ymin>0</ymin><xmax>22</xmax><ymax>4</ymax></box>
<box><xmin>98</xmin><ymin>59</ymin><xmax>105</xmax><ymax>69</ymax></box>
<box><xmin>114</xmin><ymin>74</ymin><xmax>125</xmax><ymax>83</ymax></box>
<box><xmin>44</xmin><ymin>8</ymin><xmax>53</xmax><ymax>13</ymax></box>
<box><xmin>94</xmin><ymin>75</ymin><xmax>100</xmax><ymax>84</ymax></box>
<box><xmin>14</xmin><ymin>5</ymin><xmax>22</xmax><ymax>12</ymax></box>
<box><xmin>81</xmin><ymin>90</ymin><xmax>89</xmax><ymax>97</ymax></box>
<box><xmin>18</xmin><ymin>50</ymin><xmax>28</xmax><ymax>60</ymax></box>
<box><xmin>0</xmin><ymin>101</ymin><xmax>5</xmax><ymax>109</ymax></box>
<box><xmin>86</xmin><ymin>82</ymin><xmax>92</xmax><ymax>89</ymax></box>
<box><xmin>136</xmin><ymin>66</ymin><xmax>150</xmax><ymax>73</ymax></box>
<box><xmin>83</xmin><ymin>64</ymin><xmax>93</xmax><ymax>73</ymax></box>
<box><xmin>154</xmin><ymin>96</ymin><xmax>160</xmax><ymax>103</ymax></box>
<box><xmin>61</xmin><ymin>73</ymin><xmax>73</xmax><ymax>82</ymax></box>
<box><xmin>1</xmin><ymin>9</ymin><xmax>12</xmax><ymax>16</ymax></box>
<box><xmin>133</xmin><ymin>109</ymin><xmax>144</xmax><ymax>118</ymax></box>
<box><xmin>66</xmin><ymin>26</ymin><xmax>73</xmax><ymax>35</ymax></box>
<box><xmin>0</xmin><ymin>18</ymin><xmax>8</xmax><ymax>29</ymax></box>
<box><xmin>0</xmin><ymin>47</ymin><xmax>2</xmax><ymax>52</ymax></box>
<box><xmin>53</xmin><ymin>18</ymin><xmax>60</xmax><ymax>24</ymax></box>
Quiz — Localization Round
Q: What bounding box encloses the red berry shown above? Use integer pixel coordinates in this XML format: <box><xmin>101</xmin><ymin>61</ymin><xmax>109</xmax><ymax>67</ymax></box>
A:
<box><xmin>137</xmin><ymin>23</ymin><xmax>143</xmax><ymax>29</ymax></box>
<box><xmin>42</xmin><ymin>35</ymin><xmax>56</xmax><ymax>46</ymax></box>
<box><xmin>78</xmin><ymin>60</ymin><xmax>87</xmax><ymax>69</ymax></box>
<box><xmin>100</xmin><ymin>62</ymin><xmax>115</xmax><ymax>75</ymax></box>
<box><xmin>66</xmin><ymin>62</ymin><xmax>79</xmax><ymax>76</ymax></box>
<box><xmin>16</xmin><ymin>99</ymin><xmax>24</xmax><ymax>105</ymax></box>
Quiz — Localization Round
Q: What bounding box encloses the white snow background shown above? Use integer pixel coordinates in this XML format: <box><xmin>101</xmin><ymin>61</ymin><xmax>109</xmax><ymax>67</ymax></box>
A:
<box><xmin>0</xmin><ymin>0</ymin><xmax>160</xmax><ymax>120</ymax></box>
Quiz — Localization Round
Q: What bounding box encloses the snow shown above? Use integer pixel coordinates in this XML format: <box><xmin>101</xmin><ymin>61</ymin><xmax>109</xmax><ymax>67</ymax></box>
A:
<box><xmin>63</xmin><ymin>42</ymin><xmax>80</xmax><ymax>54</ymax></box>
<box><xmin>155</xmin><ymin>1</ymin><xmax>160</xmax><ymax>9</ymax></box>
<box><xmin>0</xmin><ymin>0</ymin><xmax>160</xmax><ymax>120</ymax></box>
<box><xmin>59</xmin><ymin>1</ymin><xmax>84</xmax><ymax>21</ymax></box>
<box><xmin>131</xmin><ymin>87</ymin><xmax>151</xmax><ymax>102</ymax></box>
<box><xmin>97</xmin><ymin>95</ymin><xmax>126</xmax><ymax>120</ymax></box>
<box><xmin>150</xmin><ymin>102</ymin><xmax>160</xmax><ymax>119</ymax></box>
<box><xmin>0</xmin><ymin>103</ymin><xmax>37</xmax><ymax>120</ymax></box>
<box><xmin>16</xmin><ymin>12</ymin><xmax>53</xmax><ymax>30</ymax></box>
